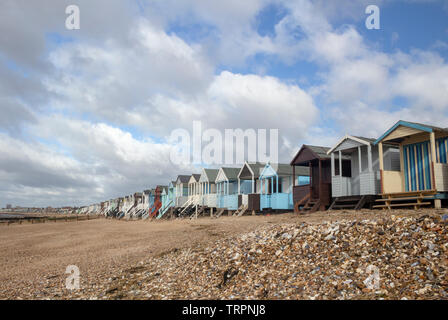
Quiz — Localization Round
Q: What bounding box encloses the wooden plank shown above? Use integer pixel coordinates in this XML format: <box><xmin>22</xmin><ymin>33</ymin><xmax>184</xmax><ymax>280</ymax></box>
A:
<box><xmin>373</xmin><ymin>202</ymin><xmax>431</xmax><ymax>208</ymax></box>
<box><xmin>380</xmin><ymin>189</ymin><xmax>436</xmax><ymax>197</ymax></box>
<box><xmin>375</xmin><ymin>196</ymin><xmax>433</xmax><ymax>202</ymax></box>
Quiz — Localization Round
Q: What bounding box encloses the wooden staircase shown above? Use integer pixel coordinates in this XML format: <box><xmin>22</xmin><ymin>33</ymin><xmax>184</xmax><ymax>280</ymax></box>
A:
<box><xmin>329</xmin><ymin>195</ymin><xmax>371</xmax><ymax>211</ymax></box>
<box><xmin>178</xmin><ymin>198</ymin><xmax>194</xmax><ymax>217</ymax></box>
<box><xmin>189</xmin><ymin>205</ymin><xmax>205</xmax><ymax>219</ymax></box>
<box><xmin>373</xmin><ymin>190</ymin><xmax>437</xmax><ymax>210</ymax></box>
<box><xmin>300</xmin><ymin>198</ymin><xmax>321</xmax><ymax>214</ymax></box>
<box><xmin>234</xmin><ymin>204</ymin><xmax>248</xmax><ymax>217</ymax></box>
<box><xmin>294</xmin><ymin>193</ymin><xmax>310</xmax><ymax>214</ymax></box>
<box><xmin>156</xmin><ymin>200</ymin><xmax>173</xmax><ymax>219</ymax></box>
<box><xmin>149</xmin><ymin>200</ymin><xmax>162</xmax><ymax>219</ymax></box>
<box><xmin>215</xmin><ymin>208</ymin><xmax>226</xmax><ymax>218</ymax></box>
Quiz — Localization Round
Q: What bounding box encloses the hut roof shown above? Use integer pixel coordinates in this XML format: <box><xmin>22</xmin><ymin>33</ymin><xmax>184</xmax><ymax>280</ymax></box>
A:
<box><xmin>176</xmin><ymin>175</ymin><xmax>190</xmax><ymax>184</ymax></box>
<box><xmin>374</xmin><ymin>120</ymin><xmax>448</xmax><ymax>145</ymax></box>
<box><xmin>216</xmin><ymin>167</ymin><xmax>240</xmax><ymax>182</ymax></box>
<box><xmin>202</xmin><ymin>168</ymin><xmax>219</xmax><ymax>182</ymax></box>
<box><xmin>238</xmin><ymin>162</ymin><xmax>266</xmax><ymax>179</ymax></box>
<box><xmin>222</xmin><ymin>167</ymin><xmax>240</xmax><ymax>180</ymax></box>
<box><xmin>291</xmin><ymin>144</ymin><xmax>350</xmax><ymax>166</ymax></box>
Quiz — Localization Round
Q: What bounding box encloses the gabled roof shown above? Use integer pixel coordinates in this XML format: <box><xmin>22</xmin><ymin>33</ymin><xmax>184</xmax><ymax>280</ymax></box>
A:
<box><xmin>238</xmin><ymin>162</ymin><xmax>266</xmax><ymax>179</ymax></box>
<box><xmin>159</xmin><ymin>186</ymin><xmax>168</xmax><ymax>194</ymax></box>
<box><xmin>176</xmin><ymin>175</ymin><xmax>190</xmax><ymax>184</ymax></box>
<box><xmin>260</xmin><ymin>163</ymin><xmax>309</xmax><ymax>177</ymax></box>
<box><xmin>290</xmin><ymin>145</ymin><xmax>331</xmax><ymax>165</ymax></box>
<box><xmin>223</xmin><ymin>167</ymin><xmax>240</xmax><ymax>180</ymax></box>
<box><xmin>188</xmin><ymin>174</ymin><xmax>201</xmax><ymax>183</ymax></box>
<box><xmin>374</xmin><ymin>120</ymin><xmax>448</xmax><ymax>145</ymax></box>
<box><xmin>291</xmin><ymin>144</ymin><xmax>351</xmax><ymax>165</ymax></box>
<box><xmin>327</xmin><ymin>135</ymin><xmax>373</xmax><ymax>154</ymax></box>
<box><xmin>216</xmin><ymin>167</ymin><xmax>240</xmax><ymax>182</ymax></box>
<box><xmin>200</xmin><ymin>168</ymin><xmax>219</xmax><ymax>182</ymax></box>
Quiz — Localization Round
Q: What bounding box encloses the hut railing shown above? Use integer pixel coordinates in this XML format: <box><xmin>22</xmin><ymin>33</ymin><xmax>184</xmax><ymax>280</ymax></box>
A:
<box><xmin>293</xmin><ymin>184</ymin><xmax>310</xmax><ymax>204</ymax></box>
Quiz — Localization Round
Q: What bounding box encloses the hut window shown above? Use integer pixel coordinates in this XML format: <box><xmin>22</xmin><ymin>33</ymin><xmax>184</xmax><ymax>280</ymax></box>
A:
<box><xmin>334</xmin><ymin>160</ymin><xmax>351</xmax><ymax>177</ymax></box>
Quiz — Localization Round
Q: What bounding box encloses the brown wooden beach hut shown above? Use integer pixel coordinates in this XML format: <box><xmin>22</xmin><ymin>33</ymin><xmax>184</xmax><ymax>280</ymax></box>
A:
<box><xmin>290</xmin><ymin>145</ymin><xmax>350</xmax><ymax>213</ymax></box>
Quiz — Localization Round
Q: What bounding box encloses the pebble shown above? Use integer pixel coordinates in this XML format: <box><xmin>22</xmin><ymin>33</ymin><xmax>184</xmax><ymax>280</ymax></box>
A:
<box><xmin>7</xmin><ymin>212</ymin><xmax>447</xmax><ymax>300</ymax></box>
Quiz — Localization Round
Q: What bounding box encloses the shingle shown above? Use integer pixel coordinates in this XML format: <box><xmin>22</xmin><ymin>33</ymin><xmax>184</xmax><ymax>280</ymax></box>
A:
<box><xmin>203</xmin><ymin>169</ymin><xmax>219</xmax><ymax>182</ymax></box>
<box><xmin>222</xmin><ymin>167</ymin><xmax>240</xmax><ymax>180</ymax></box>
<box><xmin>176</xmin><ymin>175</ymin><xmax>190</xmax><ymax>184</ymax></box>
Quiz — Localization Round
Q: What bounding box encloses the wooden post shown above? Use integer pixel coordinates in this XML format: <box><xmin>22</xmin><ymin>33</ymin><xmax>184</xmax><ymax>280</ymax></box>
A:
<box><xmin>309</xmin><ymin>161</ymin><xmax>312</xmax><ymax>197</ymax></box>
<box><xmin>430</xmin><ymin>132</ymin><xmax>437</xmax><ymax>190</ymax></box>
<box><xmin>338</xmin><ymin>151</ymin><xmax>342</xmax><ymax>177</ymax></box>
<box><xmin>318</xmin><ymin>159</ymin><xmax>322</xmax><ymax>202</ymax></box>
<box><xmin>292</xmin><ymin>165</ymin><xmax>296</xmax><ymax>187</ymax></box>
<box><xmin>331</xmin><ymin>153</ymin><xmax>335</xmax><ymax>177</ymax></box>
<box><xmin>399</xmin><ymin>144</ymin><xmax>405</xmax><ymax>191</ymax></box>
<box><xmin>379</xmin><ymin>142</ymin><xmax>384</xmax><ymax>194</ymax></box>
<box><xmin>358</xmin><ymin>146</ymin><xmax>362</xmax><ymax>174</ymax></box>
<box><xmin>430</xmin><ymin>132</ymin><xmax>441</xmax><ymax>208</ymax></box>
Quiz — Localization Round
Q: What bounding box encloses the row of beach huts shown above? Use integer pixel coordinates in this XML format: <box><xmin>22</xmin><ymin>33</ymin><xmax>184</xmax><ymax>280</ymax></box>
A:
<box><xmin>76</xmin><ymin>120</ymin><xmax>448</xmax><ymax>219</ymax></box>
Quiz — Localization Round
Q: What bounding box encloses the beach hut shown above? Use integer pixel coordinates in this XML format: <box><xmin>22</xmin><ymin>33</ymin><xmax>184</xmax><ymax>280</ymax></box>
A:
<box><xmin>127</xmin><ymin>192</ymin><xmax>142</xmax><ymax>218</ymax></box>
<box><xmin>237</xmin><ymin>162</ymin><xmax>265</xmax><ymax>214</ymax></box>
<box><xmin>132</xmin><ymin>192</ymin><xmax>148</xmax><ymax>218</ymax></box>
<box><xmin>290</xmin><ymin>145</ymin><xmax>351</xmax><ymax>213</ymax></box>
<box><xmin>188</xmin><ymin>174</ymin><xmax>201</xmax><ymax>205</ymax></box>
<box><xmin>123</xmin><ymin>194</ymin><xmax>137</xmax><ymax>219</ymax></box>
<box><xmin>373</xmin><ymin>120</ymin><xmax>448</xmax><ymax>209</ymax></box>
<box><xmin>216</xmin><ymin>167</ymin><xmax>241</xmax><ymax>212</ymax></box>
<box><xmin>157</xmin><ymin>181</ymin><xmax>176</xmax><ymax>219</ymax></box>
<box><xmin>149</xmin><ymin>186</ymin><xmax>165</xmax><ymax>219</ymax></box>
<box><xmin>158</xmin><ymin>186</ymin><xmax>170</xmax><ymax>219</ymax></box>
<box><xmin>199</xmin><ymin>169</ymin><xmax>219</xmax><ymax>211</ymax></box>
<box><xmin>168</xmin><ymin>181</ymin><xmax>176</xmax><ymax>205</ymax></box>
<box><xmin>259</xmin><ymin>163</ymin><xmax>310</xmax><ymax>211</ymax></box>
<box><xmin>100</xmin><ymin>202</ymin><xmax>106</xmax><ymax>215</ymax></box>
<box><xmin>142</xmin><ymin>189</ymin><xmax>156</xmax><ymax>219</ymax></box>
<box><xmin>120</xmin><ymin>196</ymin><xmax>129</xmax><ymax>217</ymax></box>
<box><xmin>175</xmin><ymin>175</ymin><xmax>190</xmax><ymax>207</ymax></box>
<box><xmin>142</xmin><ymin>190</ymin><xmax>150</xmax><ymax>208</ymax></box>
<box><xmin>327</xmin><ymin>135</ymin><xmax>400</xmax><ymax>209</ymax></box>
<box><xmin>116</xmin><ymin>197</ymin><xmax>125</xmax><ymax>217</ymax></box>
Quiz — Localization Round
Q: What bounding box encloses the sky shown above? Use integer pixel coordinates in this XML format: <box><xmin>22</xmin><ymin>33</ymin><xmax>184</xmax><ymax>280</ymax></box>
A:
<box><xmin>1</xmin><ymin>0</ymin><xmax>448</xmax><ymax>207</ymax></box>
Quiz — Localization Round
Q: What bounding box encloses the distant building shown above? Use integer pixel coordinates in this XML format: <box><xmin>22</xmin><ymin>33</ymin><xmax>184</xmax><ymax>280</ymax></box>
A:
<box><xmin>6</xmin><ymin>204</ymin><xmax>12</xmax><ymax>209</ymax></box>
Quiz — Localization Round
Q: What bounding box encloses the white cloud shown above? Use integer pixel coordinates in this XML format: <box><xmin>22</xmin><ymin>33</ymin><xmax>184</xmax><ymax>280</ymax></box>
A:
<box><xmin>1</xmin><ymin>0</ymin><xmax>448</xmax><ymax>207</ymax></box>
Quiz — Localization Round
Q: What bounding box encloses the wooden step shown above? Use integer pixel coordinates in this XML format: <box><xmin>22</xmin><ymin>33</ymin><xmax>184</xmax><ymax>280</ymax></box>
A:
<box><xmin>334</xmin><ymin>199</ymin><xmax>360</xmax><ymax>203</ymax></box>
<box><xmin>373</xmin><ymin>202</ymin><xmax>431</xmax><ymax>209</ymax></box>
<box><xmin>375</xmin><ymin>196</ymin><xmax>433</xmax><ymax>202</ymax></box>
<box><xmin>332</xmin><ymin>204</ymin><xmax>357</xmax><ymax>209</ymax></box>
<box><xmin>380</xmin><ymin>190</ymin><xmax>436</xmax><ymax>197</ymax></box>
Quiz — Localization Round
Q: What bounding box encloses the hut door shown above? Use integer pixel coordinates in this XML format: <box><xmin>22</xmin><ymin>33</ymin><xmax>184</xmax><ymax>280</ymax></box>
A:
<box><xmin>403</xmin><ymin>142</ymin><xmax>432</xmax><ymax>191</ymax></box>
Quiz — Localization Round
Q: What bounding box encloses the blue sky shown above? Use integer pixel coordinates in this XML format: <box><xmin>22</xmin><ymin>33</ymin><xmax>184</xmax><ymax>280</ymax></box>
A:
<box><xmin>1</xmin><ymin>0</ymin><xmax>448</xmax><ymax>207</ymax></box>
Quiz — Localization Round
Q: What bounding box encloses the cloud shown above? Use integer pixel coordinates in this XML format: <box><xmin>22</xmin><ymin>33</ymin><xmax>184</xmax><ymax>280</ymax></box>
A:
<box><xmin>44</xmin><ymin>19</ymin><xmax>213</xmax><ymax>123</ymax></box>
<box><xmin>1</xmin><ymin>0</ymin><xmax>448</xmax><ymax>207</ymax></box>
